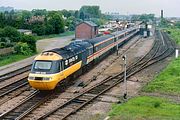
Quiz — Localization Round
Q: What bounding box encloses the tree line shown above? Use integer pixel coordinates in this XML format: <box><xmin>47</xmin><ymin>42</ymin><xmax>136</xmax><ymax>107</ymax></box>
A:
<box><xmin>0</xmin><ymin>6</ymin><xmax>108</xmax><ymax>55</ymax></box>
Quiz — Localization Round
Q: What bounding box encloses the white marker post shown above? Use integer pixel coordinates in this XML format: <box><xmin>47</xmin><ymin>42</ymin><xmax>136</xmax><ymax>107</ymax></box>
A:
<box><xmin>175</xmin><ymin>49</ymin><xmax>179</xmax><ymax>58</ymax></box>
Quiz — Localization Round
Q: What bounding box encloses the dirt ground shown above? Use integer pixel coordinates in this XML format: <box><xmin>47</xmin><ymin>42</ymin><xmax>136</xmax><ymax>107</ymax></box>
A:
<box><xmin>36</xmin><ymin>35</ymin><xmax>74</xmax><ymax>52</ymax></box>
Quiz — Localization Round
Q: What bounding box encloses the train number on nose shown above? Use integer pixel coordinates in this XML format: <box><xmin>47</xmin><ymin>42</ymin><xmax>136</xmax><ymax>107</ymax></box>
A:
<box><xmin>65</xmin><ymin>55</ymin><xmax>78</xmax><ymax>66</ymax></box>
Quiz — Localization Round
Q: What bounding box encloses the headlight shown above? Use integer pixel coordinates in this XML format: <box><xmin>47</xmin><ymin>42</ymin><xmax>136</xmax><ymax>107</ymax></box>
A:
<box><xmin>43</xmin><ymin>77</ymin><xmax>52</xmax><ymax>80</ymax></box>
<box><xmin>28</xmin><ymin>76</ymin><xmax>35</xmax><ymax>80</ymax></box>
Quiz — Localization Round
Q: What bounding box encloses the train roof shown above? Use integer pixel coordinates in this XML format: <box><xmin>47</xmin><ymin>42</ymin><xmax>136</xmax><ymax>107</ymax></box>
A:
<box><xmin>44</xmin><ymin>40</ymin><xmax>92</xmax><ymax>60</ymax></box>
<box><xmin>85</xmin><ymin>28</ymin><xmax>132</xmax><ymax>45</ymax></box>
<box><xmin>85</xmin><ymin>34</ymin><xmax>113</xmax><ymax>45</ymax></box>
<box><xmin>112</xmin><ymin>27</ymin><xmax>136</xmax><ymax>36</ymax></box>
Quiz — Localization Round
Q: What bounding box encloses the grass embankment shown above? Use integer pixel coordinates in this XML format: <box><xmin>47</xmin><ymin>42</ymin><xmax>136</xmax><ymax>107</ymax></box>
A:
<box><xmin>0</xmin><ymin>54</ymin><xmax>34</xmax><ymax>67</ymax></box>
<box><xmin>108</xmin><ymin>28</ymin><xmax>180</xmax><ymax>120</ymax></box>
<box><xmin>166</xmin><ymin>28</ymin><xmax>180</xmax><ymax>45</ymax></box>
<box><xmin>143</xmin><ymin>57</ymin><xmax>180</xmax><ymax>95</ymax></box>
<box><xmin>143</xmin><ymin>28</ymin><xmax>180</xmax><ymax>95</ymax></box>
<box><xmin>35</xmin><ymin>31</ymin><xmax>74</xmax><ymax>40</ymax></box>
<box><xmin>109</xmin><ymin>96</ymin><xmax>180</xmax><ymax>120</ymax></box>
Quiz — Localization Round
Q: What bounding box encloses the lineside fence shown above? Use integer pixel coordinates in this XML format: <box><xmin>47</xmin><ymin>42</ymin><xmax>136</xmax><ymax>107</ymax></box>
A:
<box><xmin>0</xmin><ymin>47</ymin><xmax>14</xmax><ymax>56</ymax></box>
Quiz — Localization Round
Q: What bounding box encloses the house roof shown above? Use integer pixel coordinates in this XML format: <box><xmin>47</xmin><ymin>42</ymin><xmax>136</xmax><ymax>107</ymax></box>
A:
<box><xmin>77</xmin><ymin>21</ymin><xmax>98</xmax><ymax>27</ymax></box>
<box><xmin>84</xmin><ymin>21</ymin><xmax>98</xmax><ymax>27</ymax></box>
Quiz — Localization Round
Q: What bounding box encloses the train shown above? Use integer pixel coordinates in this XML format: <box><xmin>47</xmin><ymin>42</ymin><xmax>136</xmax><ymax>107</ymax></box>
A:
<box><xmin>28</xmin><ymin>27</ymin><xmax>139</xmax><ymax>90</ymax></box>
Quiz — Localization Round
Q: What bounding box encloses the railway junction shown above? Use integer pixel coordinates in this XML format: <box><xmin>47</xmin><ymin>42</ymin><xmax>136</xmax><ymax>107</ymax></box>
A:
<box><xmin>0</xmin><ymin>26</ymin><xmax>177</xmax><ymax>120</ymax></box>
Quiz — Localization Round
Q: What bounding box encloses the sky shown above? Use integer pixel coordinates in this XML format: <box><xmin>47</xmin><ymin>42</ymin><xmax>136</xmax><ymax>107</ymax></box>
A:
<box><xmin>0</xmin><ymin>0</ymin><xmax>180</xmax><ymax>17</ymax></box>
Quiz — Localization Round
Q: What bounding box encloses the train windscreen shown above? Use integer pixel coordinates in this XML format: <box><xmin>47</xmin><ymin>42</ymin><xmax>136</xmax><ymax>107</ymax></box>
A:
<box><xmin>34</xmin><ymin>61</ymin><xmax>52</xmax><ymax>70</ymax></box>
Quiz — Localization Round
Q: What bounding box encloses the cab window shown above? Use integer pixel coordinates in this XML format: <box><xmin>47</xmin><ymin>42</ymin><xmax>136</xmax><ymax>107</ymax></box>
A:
<box><xmin>34</xmin><ymin>61</ymin><xmax>52</xmax><ymax>70</ymax></box>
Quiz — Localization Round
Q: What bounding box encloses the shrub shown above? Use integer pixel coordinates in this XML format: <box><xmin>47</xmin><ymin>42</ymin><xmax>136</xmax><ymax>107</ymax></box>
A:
<box><xmin>14</xmin><ymin>42</ymin><xmax>32</xmax><ymax>55</ymax></box>
<box><xmin>21</xmin><ymin>35</ymin><xmax>36</xmax><ymax>52</ymax></box>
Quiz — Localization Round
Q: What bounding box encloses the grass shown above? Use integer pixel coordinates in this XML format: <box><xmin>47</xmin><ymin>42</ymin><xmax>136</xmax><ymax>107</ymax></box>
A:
<box><xmin>143</xmin><ymin>57</ymin><xmax>180</xmax><ymax>95</ymax></box>
<box><xmin>166</xmin><ymin>28</ymin><xmax>180</xmax><ymax>45</ymax></box>
<box><xmin>109</xmin><ymin>96</ymin><xmax>180</xmax><ymax>120</ymax></box>
<box><xmin>35</xmin><ymin>31</ymin><xmax>74</xmax><ymax>40</ymax></box>
<box><xmin>0</xmin><ymin>53</ymin><xmax>34</xmax><ymax>67</ymax></box>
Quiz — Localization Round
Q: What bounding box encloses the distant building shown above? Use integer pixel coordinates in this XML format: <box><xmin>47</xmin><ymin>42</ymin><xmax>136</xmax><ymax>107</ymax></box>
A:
<box><xmin>28</xmin><ymin>16</ymin><xmax>45</xmax><ymax>24</ymax></box>
<box><xmin>161</xmin><ymin>10</ymin><xmax>164</xmax><ymax>19</ymax></box>
<box><xmin>18</xmin><ymin>29</ymin><xmax>32</xmax><ymax>35</ymax></box>
<box><xmin>75</xmin><ymin>21</ymin><xmax>98</xmax><ymax>40</ymax></box>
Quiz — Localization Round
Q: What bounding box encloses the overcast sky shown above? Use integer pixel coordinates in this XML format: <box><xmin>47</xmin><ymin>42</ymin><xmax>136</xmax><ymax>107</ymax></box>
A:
<box><xmin>0</xmin><ymin>0</ymin><xmax>179</xmax><ymax>17</ymax></box>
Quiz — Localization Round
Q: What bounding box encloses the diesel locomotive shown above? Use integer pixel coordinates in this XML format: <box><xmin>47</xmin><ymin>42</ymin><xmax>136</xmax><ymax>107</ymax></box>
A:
<box><xmin>28</xmin><ymin>27</ymin><xmax>139</xmax><ymax>90</ymax></box>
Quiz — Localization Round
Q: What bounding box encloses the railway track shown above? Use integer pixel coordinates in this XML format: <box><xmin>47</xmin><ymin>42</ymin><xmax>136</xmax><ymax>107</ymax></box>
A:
<box><xmin>0</xmin><ymin>77</ymin><xmax>28</xmax><ymax>98</ymax></box>
<box><xmin>0</xmin><ymin>65</ymin><xmax>31</xmax><ymax>105</ymax></box>
<box><xmin>0</xmin><ymin>65</ymin><xmax>31</xmax><ymax>82</ymax></box>
<box><xmin>0</xmin><ymin>90</ymin><xmax>52</xmax><ymax>120</ymax></box>
<box><xmin>36</xmin><ymin>30</ymin><xmax>175</xmax><ymax>120</ymax></box>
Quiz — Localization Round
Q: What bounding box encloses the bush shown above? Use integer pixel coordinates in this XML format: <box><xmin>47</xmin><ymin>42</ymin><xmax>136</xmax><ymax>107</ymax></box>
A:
<box><xmin>2</xmin><ymin>26</ymin><xmax>21</xmax><ymax>42</ymax></box>
<box><xmin>14</xmin><ymin>42</ymin><xmax>32</xmax><ymax>55</ymax></box>
<box><xmin>21</xmin><ymin>35</ymin><xmax>36</xmax><ymax>52</ymax></box>
<box><xmin>32</xmin><ymin>24</ymin><xmax>46</xmax><ymax>36</ymax></box>
<box><xmin>0</xmin><ymin>42</ymin><xmax>6</xmax><ymax>48</ymax></box>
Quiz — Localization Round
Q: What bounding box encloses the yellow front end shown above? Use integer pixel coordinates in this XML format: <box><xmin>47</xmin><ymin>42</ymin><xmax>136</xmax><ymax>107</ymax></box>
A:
<box><xmin>28</xmin><ymin>60</ymin><xmax>83</xmax><ymax>90</ymax></box>
<box><xmin>28</xmin><ymin>72</ymin><xmax>65</xmax><ymax>90</ymax></box>
<box><xmin>28</xmin><ymin>51</ymin><xmax>83</xmax><ymax>90</ymax></box>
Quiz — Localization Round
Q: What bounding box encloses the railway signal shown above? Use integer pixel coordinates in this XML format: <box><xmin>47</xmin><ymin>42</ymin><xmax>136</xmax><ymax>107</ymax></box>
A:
<box><xmin>122</xmin><ymin>55</ymin><xmax>127</xmax><ymax>99</ymax></box>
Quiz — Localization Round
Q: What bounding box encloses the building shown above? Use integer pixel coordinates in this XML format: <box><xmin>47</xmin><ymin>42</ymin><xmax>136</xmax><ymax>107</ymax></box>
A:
<box><xmin>75</xmin><ymin>21</ymin><xmax>98</xmax><ymax>40</ymax></box>
<box><xmin>161</xmin><ymin>10</ymin><xmax>164</xmax><ymax>19</ymax></box>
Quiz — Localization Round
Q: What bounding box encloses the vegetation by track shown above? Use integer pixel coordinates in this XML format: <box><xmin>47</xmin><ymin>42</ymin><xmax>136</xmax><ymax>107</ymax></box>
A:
<box><xmin>0</xmin><ymin>54</ymin><xmax>34</xmax><ymax>67</ymax></box>
<box><xmin>34</xmin><ymin>31</ymin><xmax>74</xmax><ymax>40</ymax></box>
<box><xmin>143</xmin><ymin>28</ymin><xmax>180</xmax><ymax>95</ymax></box>
<box><xmin>143</xmin><ymin>57</ymin><xmax>180</xmax><ymax>95</ymax></box>
<box><xmin>109</xmin><ymin>96</ymin><xmax>180</xmax><ymax>120</ymax></box>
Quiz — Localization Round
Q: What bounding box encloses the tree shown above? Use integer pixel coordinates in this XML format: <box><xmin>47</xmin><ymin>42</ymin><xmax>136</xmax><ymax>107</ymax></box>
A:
<box><xmin>175</xmin><ymin>22</ymin><xmax>180</xmax><ymax>29</ymax></box>
<box><xmin>79</xmin><ymin>6</ymin><xmax>101</xmax><ymax>19</ymax></box>
<box><xmin>48</xmin><ymin>12</ymin><xmax>65</xmax><ymax>34</ymax></box>
<box><xmin>21</xmin><ymin>34</ymin><xmax>36</xmax><ymax>52</ymax></box>
<box><xmin>131</xmin><ymin>14</ymin><xmax>155</xmax><ymax>22</ymax></box>
<box><xmin>61</xmin><ymin>9</ymin><xmax>71</xmax><ymax>18</ymax></box>
<box><xmin>32</xmin><ymin>23</ymin><xmax>46</xmax><ymax>36</ymax></box>
<box><xmin>45</xmin><ymin>24</ymin><xmax>54</xmax><ymax>35</ymax></box>
<box><xmin>2</xmin><ymin>26</ymin><xmax>21</xmax><ymax>42</ymax></box>
<box><xmin>32</xmin><ymin>9</ymin><xmax>47</xmax><ymax>16</ymax></box>
<box><xmin>74</xmin><ymin>10</ymin><xmax>79</xmax><ymax>18</ymax></box>
<box><xmin>79</xmin><ymin>11</ymin><xmax>85</xmax><ymax>20</ymax></box>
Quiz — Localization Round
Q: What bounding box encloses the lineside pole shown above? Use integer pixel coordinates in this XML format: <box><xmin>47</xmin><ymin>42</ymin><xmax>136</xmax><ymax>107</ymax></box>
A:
<box><xmin>122</xmin><ymin>55</ymin><xmax>127</xmax><ymax>99</ymax></box>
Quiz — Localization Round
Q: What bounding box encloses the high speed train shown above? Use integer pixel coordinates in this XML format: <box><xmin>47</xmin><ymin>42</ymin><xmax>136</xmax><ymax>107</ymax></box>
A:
<box><xmin>28</xmin><ymin>27</ymin><xmax>139</xmax><ymax>90</ymax></box>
